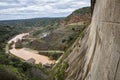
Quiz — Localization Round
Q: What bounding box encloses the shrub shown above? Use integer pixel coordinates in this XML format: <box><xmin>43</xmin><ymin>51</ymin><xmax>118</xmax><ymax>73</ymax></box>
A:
<box><xmin>62</xmin><ymin>39</ymin><xmax>66</xmax><ymax>43</ymax></box>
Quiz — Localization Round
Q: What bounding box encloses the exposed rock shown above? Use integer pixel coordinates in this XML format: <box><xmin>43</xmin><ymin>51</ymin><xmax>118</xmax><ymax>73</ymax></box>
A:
<box><xmin>43</xmin><ymin>63</ymin><xmax>52</xmax><ymax>68</ymax></box>
<box><xmin>26</xmin><ymin>58</ymin><xmax>36</xmax><ymax>64</ymax></box>
<box><xmin>65</xmin><ymin>0</ymin><xmax>120</xmax><ymax>80</ymax></box>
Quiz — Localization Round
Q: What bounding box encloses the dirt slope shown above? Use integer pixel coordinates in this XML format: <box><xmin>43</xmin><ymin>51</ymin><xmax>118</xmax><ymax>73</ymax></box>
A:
<box><xmin>65</xmin><ymin>0</ymin><xmax>120</xmax><ymax>80</ymax></box>
<box><xmin>64</xmin><ymin>7</ymin><xmax>91</xmax><ymax>24</ymax></box>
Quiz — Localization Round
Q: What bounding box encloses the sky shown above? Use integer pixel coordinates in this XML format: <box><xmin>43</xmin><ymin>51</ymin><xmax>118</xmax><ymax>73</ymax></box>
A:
<box><xmin>0</xmin><ymin>0</ymin><xmax>90</xmax><ymax>20</ymax></box>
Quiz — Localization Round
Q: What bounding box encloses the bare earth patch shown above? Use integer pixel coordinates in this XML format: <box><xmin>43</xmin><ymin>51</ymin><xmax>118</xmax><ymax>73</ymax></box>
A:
<box><xmin>9</xmin><ymin>48</ymin><xmax>55</xmax><ymax>64</ymax></box>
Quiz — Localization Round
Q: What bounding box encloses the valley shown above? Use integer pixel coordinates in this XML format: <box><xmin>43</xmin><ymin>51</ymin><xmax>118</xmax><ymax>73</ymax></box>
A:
<box><xmin>0</xmin><ymin>0</ymin><xmax>119</xmax><ymax>80</ymax></box>
<box><xmin>0</xmin><ymin>6</ymin><xmax>91</xmax><ymax>80</ymax></box>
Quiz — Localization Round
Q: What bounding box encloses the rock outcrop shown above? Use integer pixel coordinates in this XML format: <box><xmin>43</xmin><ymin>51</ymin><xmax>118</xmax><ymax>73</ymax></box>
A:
<box><xmin>65</xmin><ymin>0</ymin><xmax>120</xmax><ymax>80</ymax></box>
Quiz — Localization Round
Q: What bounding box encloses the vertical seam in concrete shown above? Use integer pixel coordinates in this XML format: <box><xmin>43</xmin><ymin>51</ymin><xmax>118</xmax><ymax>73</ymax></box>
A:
<box><xmin>114</xmin><ymin>56</ymin><xmax>120</xmax><ymax>80</ymax></box>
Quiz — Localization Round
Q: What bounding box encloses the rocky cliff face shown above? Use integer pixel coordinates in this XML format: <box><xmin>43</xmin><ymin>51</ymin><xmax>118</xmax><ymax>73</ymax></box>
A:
<box><xmin>65</xmin><ymin>0</ymin><xmax>120</xmax><ymax>80</ymax></box>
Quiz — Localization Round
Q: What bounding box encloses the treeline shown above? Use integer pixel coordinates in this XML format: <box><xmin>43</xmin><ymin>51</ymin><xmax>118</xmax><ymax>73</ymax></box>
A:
<box><xmin>0</xmin><ymin>17</ymin><xmax>64</xmax><ymax>28</ymax></box>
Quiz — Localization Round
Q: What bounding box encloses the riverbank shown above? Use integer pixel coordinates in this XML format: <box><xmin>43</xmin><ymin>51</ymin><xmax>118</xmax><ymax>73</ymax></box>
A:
<box><xmin>9</xmin><ymin>48</ymin><xmax>55</xmax><ymax>64</ymax></box>
<box><xmin>7</xmin><ymin>33</ymin><xmax>56</xmax><ymax>65</ymax></box>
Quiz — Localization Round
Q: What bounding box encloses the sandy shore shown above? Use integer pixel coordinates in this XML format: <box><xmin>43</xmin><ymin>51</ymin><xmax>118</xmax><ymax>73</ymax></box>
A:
<box><xmin>8</xmin><ymin>33</ymin><xmax>55</xmax><ymax>65</ymax></box>
<box><xmin>10</xmin><ymin>48</ymin><xmax>55</xmax><ymax>64</ymax></box>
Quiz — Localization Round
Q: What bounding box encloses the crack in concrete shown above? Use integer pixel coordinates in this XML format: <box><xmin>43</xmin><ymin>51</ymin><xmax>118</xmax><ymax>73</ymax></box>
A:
<box><xmin>114</xmin><ymin>56</ymin><xmax>120</xmax><ymax>80</ymax></box>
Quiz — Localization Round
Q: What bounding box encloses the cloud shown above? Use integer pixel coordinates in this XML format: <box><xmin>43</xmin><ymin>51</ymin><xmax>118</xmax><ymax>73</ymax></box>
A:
<box><xmin>0</xmin><ymin>0</ymin><xmax>90</xmax><ymax>20</ymax></box>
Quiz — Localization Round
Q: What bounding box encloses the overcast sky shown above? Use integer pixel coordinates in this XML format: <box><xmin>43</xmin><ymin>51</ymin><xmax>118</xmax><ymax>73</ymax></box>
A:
<box><xmin>0</xmin><ymin>0</ymin><xmax>90</xmax><ymax>20</ymax></box>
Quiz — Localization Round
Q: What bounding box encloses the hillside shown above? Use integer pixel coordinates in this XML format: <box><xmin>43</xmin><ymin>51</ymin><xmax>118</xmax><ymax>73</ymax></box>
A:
<box><xmin>51</xmin><ymin>0</ymin><xmax>120</xmax><ymax>80</ymax></box>
<box><xmin>0</xmin><ymin>6</ymin><xmax>91</xmax><ymax>80</ymax></box>
<box><xmin>64</xmin><ymin>7</ymin><xmax>91</xmax><ymax>24</ymax></box>
<box><xmin>22</xmin><ymin>7</ymin><xmax>90</xmax><ymax>60</ymax></box>
<box><xmin>0</xmin><ymin>1</ymin><xmax>119</xmax><ymax>80</ymax></box>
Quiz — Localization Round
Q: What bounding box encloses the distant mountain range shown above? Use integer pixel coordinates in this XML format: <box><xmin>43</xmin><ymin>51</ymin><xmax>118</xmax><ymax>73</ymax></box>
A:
<box><xmin>0</xmin><ymin>17</ymin><xmax>64</xmax><ymax>27</ymax></box>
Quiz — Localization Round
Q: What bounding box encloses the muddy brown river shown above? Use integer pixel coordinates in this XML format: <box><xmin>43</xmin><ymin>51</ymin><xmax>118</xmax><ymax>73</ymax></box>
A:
<box><xmin>8</xmin><ymin>33</ymin><xmax>55</xmax><ymax>65</ymax></box>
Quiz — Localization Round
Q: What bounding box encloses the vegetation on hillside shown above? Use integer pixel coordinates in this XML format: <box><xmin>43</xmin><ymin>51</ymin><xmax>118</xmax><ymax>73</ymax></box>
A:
<box><xmin>65</xmin><ymin>7</ymin><xmax>91</xmax><ymax>24</ymax></box>
<box><xmin>23</xmin><ymin>22</ymin><xmax>89</xmax><ymax>60</ymax></box>
<box><xmin>49</xmin><ymin>23</ymin><xmax>88</xmax><ymax>80</ymax></box>
<box><xmin>0</xmin><ymin>6</ymin><xmax>91</xmax><ymax>80</ymax></box>
<box><xmin>71</xmin><ymin>7</ymin><xmax>91</xmax><ymax>15</ymax></box>
<box><xmin>0</xmin><ymin>26</ymin><xmax>48</xmax><ymax>80</ymax></box>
